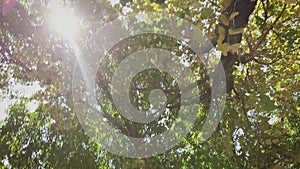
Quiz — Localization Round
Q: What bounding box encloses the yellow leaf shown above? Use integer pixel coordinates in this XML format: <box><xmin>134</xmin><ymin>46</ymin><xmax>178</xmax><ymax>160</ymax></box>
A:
<box><xmin>221</xmin><ymin>0</ymin><xmax>232</xmax><ymax>9</ymax></box>
<box><xmin>185</xmin><ymin>14</ymin><xmax>192</xmax><ymax>21</ymax></box>
<box><xmin>217</xmin><ymin>43</ymin><xmax>231</xmax><ymax>56</ymax></box>
<box><xmin>265</xmin><ymin>139</ymin><xmax>272</xmax><ymax>145</ymax></box>
<box><xmin>193</xmin><ymin>1</ymin><xmax>201</xmax><ymax>8</ymax></box>
<box><xmin>274</xmin><ymin>130</ymin><xmax>282</xmax><ymax>138</ymax></box>
<box><xmin>285</xmin><ymin>0</ymin><xmax>297</xmax><ymax>4</ymax></box>
<box><xmin>196</xmin><ymin>22</ymin><xmax>203</xmax><ymax>29</ymax></box>
<box><xmin>220</xmin><ymin>14</ymin><xmax>229</xmax><ymax>26</ymax></box>
<box><xmin>282</xmin><ymin>128</ymin><xmax>289</xmax><ymax>134</ymax></box>
<box><xmin>229</xmin><ymin>12</ymin><xmax>239</xmax><ymax>21</ymax></box>
<box><xmin>272</xmin><ymin>139</ymin><xmax>280</xmax><ymax>144</ymax></box>
<box><xmin>229</xmin><ymin>43</ymin><xmax>240</xmax><ymax>53</ymax></box>
<box><xmin>218</xmin><ymin>26</ymin><xmax>226</xmax><ymax>36</ymax></box>
<box><xmin>218</xmin><ymin>34</ymin><xmax>225</xmax><ymax>44</ymax></box>
<box><xmin>272</xmin><ymin>164</ymin><xmax>285</xmax><ymax>169</ymax></box>
<box><xmin>229</xmin><ymin>28</ymin><xmax>244</xmax><ymax>35</ymax></box>
<box><xmin>43</xmin><ymin>103</ymin><xmax>51</xmax><ymax>111</ymax></box>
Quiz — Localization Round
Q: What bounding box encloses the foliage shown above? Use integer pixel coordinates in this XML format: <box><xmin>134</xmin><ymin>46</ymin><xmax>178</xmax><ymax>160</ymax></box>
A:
<box><xmin>0</xmin><ymin>0</ymin><xmax>299</xmax><ymax>168</ymax></box>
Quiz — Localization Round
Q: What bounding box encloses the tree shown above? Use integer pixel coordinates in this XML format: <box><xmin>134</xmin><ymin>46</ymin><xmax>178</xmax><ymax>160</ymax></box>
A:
<box><xmin>0</xmin><ymin>0</ymin><xmax>299</xmax><ymax>168</ymax></box>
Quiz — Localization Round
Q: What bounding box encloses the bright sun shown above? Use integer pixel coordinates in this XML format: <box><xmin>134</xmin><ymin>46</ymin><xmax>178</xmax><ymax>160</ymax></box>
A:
<box><xmin>48</xmin><ymin>2</ymin><xmax>79</xmax><ymax>41</ymax></box>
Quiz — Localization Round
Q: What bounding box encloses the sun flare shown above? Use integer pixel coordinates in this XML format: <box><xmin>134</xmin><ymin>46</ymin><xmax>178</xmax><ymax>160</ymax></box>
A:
<box><xmin>48</xmin><ymin>4</ymin><xmax>79</xmax><ymax>41</ymax></box>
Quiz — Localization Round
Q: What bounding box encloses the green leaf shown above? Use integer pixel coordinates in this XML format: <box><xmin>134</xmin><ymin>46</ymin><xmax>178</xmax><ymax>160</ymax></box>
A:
<box><xmin>259</xmin><ymin>94</ymin><xmax>276</xmax><ymax>111</ymax></box>
<box><xmin>201</xmin><ymin>8</ymin><xmax>214</xmax><ymax>19</ymax></box>
<box><xmin>177</xmin><ymin>19</ymin><xmax>183</xmax><ymax>27</ymax></box>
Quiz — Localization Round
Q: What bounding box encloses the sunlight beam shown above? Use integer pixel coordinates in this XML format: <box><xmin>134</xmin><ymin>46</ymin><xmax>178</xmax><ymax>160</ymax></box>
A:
<box><xmin>47</xmin><ymin>1</ymin><xmax>79</xmax><ymax>41</ymax></box>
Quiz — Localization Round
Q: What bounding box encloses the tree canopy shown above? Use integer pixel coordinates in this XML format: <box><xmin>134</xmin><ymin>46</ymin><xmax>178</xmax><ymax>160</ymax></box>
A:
<box><xmin>0</xmin><ymin>0</ymin><xmax>299</xmax><ymax>168</ymax></box>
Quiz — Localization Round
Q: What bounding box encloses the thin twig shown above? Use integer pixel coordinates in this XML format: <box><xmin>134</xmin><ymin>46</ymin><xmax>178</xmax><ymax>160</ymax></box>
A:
<box><xmin>240</xmin><ymin>5</ymin><xmax>287</xmax><ymax>63</ymax></box>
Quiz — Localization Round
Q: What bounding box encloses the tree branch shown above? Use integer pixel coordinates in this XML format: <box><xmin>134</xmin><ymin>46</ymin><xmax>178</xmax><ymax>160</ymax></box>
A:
<box><xmin>240</xmin><ymin>4</ymin><xmax>287</xmax><ymax>63</ymax></box>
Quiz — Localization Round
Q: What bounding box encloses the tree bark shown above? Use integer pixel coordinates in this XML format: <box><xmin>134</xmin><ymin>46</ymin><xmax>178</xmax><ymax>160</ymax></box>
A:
<box><xmin>218</xmin><ymin>0</ymin><xmax>257</xmax><ymax>92</ymax></box>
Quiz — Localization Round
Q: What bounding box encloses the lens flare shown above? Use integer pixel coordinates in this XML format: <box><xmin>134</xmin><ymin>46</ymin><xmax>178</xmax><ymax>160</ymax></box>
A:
<box><xmin>48</xmin><ymin>4</ymin><xmax>79</xmax><ymax>41</ymax></box>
